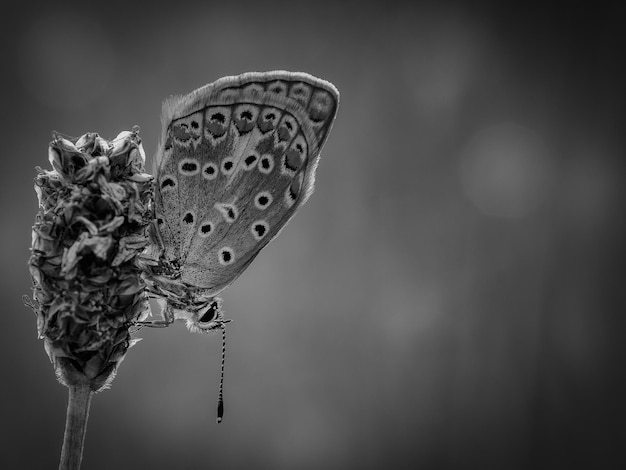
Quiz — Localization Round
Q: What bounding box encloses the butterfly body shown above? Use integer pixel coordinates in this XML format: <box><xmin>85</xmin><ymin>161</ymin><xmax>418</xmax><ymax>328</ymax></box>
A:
<box><xmin>148</xmin><ymin>71</ymin><xmax>339</xmax><ymax>331</ymax></box>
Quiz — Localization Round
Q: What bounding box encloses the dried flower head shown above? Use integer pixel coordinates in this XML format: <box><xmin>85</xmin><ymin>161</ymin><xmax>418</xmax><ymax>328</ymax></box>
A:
<box><xmin>25</xmin><ymin>127</ymin><xmax>154</xmax><ymax>391</ymax></box>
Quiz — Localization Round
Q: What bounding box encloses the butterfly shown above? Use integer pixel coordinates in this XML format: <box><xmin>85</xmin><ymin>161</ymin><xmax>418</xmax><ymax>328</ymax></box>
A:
<box><xmin>143</xmin><ymin>71</ymin><xmax>339</xmax><ymax>330</ymax></box>
<box><xmin>140</xmin><ymin>72</ymin><xmax>338</xmax><ymax>419</ymax></box>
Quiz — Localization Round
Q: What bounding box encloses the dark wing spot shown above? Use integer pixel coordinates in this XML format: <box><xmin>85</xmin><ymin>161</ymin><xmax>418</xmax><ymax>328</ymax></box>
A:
<box><xmin>292</xmin><ymin>175</ymin><xmax>302</xmax><ymax>194</ymax></box>
<box><xmin>255</xmin><ymin>192</ymin><xmax>273</xmax><ymax>209</ymax></box>
<box><xmin>161</xmin><ymin>178</ymin><xmax>175</xmax><ymax>189</ymax></box>
<box><xmin>288</xmin><ymin>176</ymin><xmax>302</xmax><ymax>203</ymax></box>
<box><xmin>254</xmin><ymin>224</ymin><xmax>267</xmax><ymax>238</ymax></box>
<box><xmin>272</xmin><ymin>86</ymin><xmax>282</xmax><ymax>93</ymax></box>
<box><xmin>285</xmin><ymin>121</ymin><xmax>293</xmax><ymax>131</ymax></box>
<box><xmin>261</xmin><ymin>158</ymin><xmax>270</xmax><ymax>170</ymax></box>
<box><xmin>183</xmin><ymin>213</ymin><xmax>194</xmax><ymax>224</ymax></box>
<box><xmin>191</xmin><ymin>120</ymin><xmax>199</xmax><ymax>129</ymax></box>
<box><xmin>211</xmin><ymin>112</ymin><xmax>225</xmax><ymax>123</ymax></box>
<box><xmin>235</xmin><ymin>113</ymin><xmax>255</xmax><ymax>134</ymax></box>
<box><xmin>205</xmin><ymin>165</ymin><xmax>216</xmax><ymax>175</ymax></box>
<box><xmin>217</xmin><ymin>203</ymin><xmax>238</xmax><ymax>222</ymax></box>
<box><xmin>157</xmin><ymin>218</ymin><xmax>164</xmax><ymax>225</ymax></box>
<box><xmin>219</xmin><ymin>249</ymin><xmax>233</xmax><ymax>263</ymax></box>
<box><xmin>289</xmin><ymin>186</ymin><xmax>298</xmax><ymax>201</ymax></box>
<box><xmin>201</xmin><ymin>223</ymin><xmax>212</xmax><ymax>234</ymax></box>
<box><xmin>224</xmin><ymin>161</ymin><xmax>233</xmax><ymax>171</ymax></box>
<box><xmin>277</xmin><ymin>126</ymin><xmax>291</xmax><ymax>141</ymax></box>
<box><xmin>172</xmin><ymin>125</ymin><xmax>192</xmax><ymax>142</ymax></box>
<box><xmin>259</xmin><ymin>110</ymin><xmax>277</xmax><ymax>132</ymax></box>
<box><xmin>285</xmin><ymin>150</ymin><xmax>301</xmax><ymax>172</ymax></box>
<box><xmin>207</xmin><ymin>122</ymin><xmax>227</xmax><ymax>137</ymax></box>
<box><xmin>309</xmin><ymin>91</ymin><xmax>333</xmax><ymax>121</ymax></box>
<box><xmin>245</xmin><ymin>155</ymin><xmax>257</xmax><ymax>166</ymax></box>
<box><xmin>181</xmin><ymin>162</ymin><xmax>197</xmax><ymax>172</ymax></box>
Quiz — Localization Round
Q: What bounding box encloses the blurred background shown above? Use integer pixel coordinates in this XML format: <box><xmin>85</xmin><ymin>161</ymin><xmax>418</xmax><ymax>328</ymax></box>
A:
<box><xmin>1</xmin><ymin>1</ymin><xmax>624</xmax><ymax>469</ymax></box>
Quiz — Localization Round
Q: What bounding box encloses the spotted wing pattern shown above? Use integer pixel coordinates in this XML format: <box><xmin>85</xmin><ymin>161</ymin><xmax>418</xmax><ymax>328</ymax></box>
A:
<box><xmin>154</xmin><ymin>71</ymin><xmax>339</xmax><ymax>296</ymax></box>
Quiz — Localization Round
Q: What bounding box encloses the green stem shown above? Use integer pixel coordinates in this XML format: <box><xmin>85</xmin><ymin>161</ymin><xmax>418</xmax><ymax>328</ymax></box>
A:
<box><xmin>59</xmin><ymin>383</ymin><xmax>92</xmax><ymax>470</ymax></box>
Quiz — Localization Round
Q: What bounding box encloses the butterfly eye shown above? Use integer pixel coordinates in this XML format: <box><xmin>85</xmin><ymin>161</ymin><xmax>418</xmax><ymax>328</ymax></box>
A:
<box><xmin>198</xmin><ymin>300</ymin><xmax>219</xmax><ymax>323</ymax></box>
<box><xmin>198</xmin><ymin>309</ymin><xmax>215</xmax><ymax>323</ymax></box>
<box><xmin>258</xmin><ymin>155</ymin><xmax>274</xmax><ymax>174</ymax></box>
<box><xmin>254</xmin><ymin>191</ymin><xmax>273</xmax><ymax>210</ymax></box>
<box><xmin>251</xmin><ymin>220</ymin><xmax>269</xmax><ymax>240</ymax></box>
<box><xmin>218</xmin><ymin>247</ymin><xmax>235</xmax><ymax>265</ymax></box>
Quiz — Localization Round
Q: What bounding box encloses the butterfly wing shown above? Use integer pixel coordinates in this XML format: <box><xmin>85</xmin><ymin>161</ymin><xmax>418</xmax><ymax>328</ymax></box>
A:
<box><xmin>154</xmin><ymin>71</ymin><xmax>339</xmax><ymax>297</ymax></box>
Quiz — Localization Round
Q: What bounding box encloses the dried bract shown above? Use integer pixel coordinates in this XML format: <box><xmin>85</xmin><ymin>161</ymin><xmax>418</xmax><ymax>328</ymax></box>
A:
<box><xmin>26</xmin><ymin>128</ymin><xmax>153</xmax><ymax>391</ymax></box>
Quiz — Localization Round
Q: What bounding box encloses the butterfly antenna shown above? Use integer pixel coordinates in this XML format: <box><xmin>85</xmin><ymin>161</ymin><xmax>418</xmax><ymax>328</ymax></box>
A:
<box><xmin>216</xmin><ymin>321</ymin><xmax>227</xmax><ymax>423</ymax></box>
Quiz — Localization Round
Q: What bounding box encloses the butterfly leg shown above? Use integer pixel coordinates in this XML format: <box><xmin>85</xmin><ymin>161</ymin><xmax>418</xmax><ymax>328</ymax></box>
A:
<box><xmin>135</xmin><ymin>298</ymin><xmax>175</xmax><ymax>328</ymax></box>
<box><xmin>147</xmin><ymin>217</ymin><xmax>166</xmax><ymax>257</ymax></box>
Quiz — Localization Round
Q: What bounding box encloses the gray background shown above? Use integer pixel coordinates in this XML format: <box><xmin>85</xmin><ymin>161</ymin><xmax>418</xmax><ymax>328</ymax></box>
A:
<box><xmin>1</xmin><ymin>1</ymin><xmax>624</xmax><ymax>469</ymax></box>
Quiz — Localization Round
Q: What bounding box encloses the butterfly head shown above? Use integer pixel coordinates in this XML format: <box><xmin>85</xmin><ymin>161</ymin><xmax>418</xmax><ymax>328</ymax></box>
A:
<box><xmin>169</xmin><ymin>294</ymin><xmax>230</xmax><ymax>334</ymax></box>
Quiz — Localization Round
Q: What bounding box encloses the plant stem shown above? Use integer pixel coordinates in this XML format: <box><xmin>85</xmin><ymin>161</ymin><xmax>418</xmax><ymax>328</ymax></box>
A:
<box><xmin>59</xmin><ymin>383</ymin><xmax>93</xmax><ymax>470</ymax></box>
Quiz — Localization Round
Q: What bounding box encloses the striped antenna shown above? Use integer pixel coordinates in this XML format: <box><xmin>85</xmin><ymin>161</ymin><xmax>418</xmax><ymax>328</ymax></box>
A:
<box><xmin>216</xmin><ymin>321</ymin><xmax>227</xmax><ymax>423</ymax></box>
